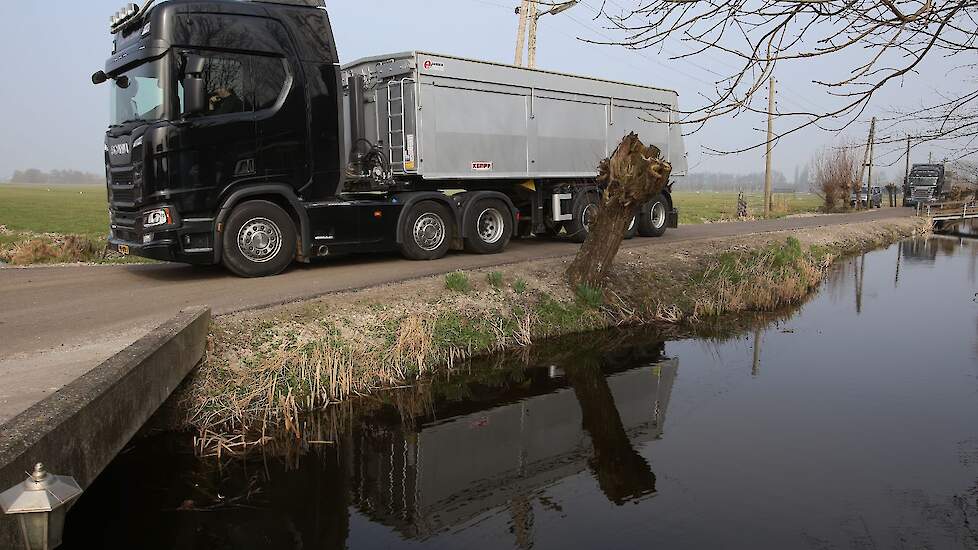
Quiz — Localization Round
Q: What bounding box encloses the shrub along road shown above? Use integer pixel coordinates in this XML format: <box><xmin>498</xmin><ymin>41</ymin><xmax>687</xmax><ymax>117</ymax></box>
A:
<box><xmin>0</xmin><ymin>208</ymin><xmax>911</xmax><ymax>423</ymax></box>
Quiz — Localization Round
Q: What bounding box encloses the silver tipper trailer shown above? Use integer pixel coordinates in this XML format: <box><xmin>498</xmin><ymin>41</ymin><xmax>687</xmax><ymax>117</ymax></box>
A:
<box><xmin>342</xmin><ymin>51</ymin><xmax>687</xmax><ymax>181</ymax></box>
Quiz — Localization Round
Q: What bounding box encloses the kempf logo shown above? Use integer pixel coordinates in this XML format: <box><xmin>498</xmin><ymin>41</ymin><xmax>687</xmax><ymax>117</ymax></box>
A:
<box><xmin>422</xmin><ymin>59</ymin><xmax>445</xmax><ymax>72</ymax></box>
<box><xmin>109</xmin><ymin>143</ymin><xmax>130</xmax><ymax>156</ymax></box>
<box><xmin>471</xmin><ymin>162</ymin><xmax>493</xmax><ymax>171</ymax></box>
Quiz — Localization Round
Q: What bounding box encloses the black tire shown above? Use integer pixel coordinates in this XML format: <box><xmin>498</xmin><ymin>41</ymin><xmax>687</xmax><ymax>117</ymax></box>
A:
<box><xmin>221</xmin><ymin>200</ymin><xmax>296</xmax><ymax>278</ymax></box>
<box><xmin>565</xmin><ymin>192</ymin><xmax>598</xmax><ymax>244</ymax></box>
<box><xmin>399</xmin><ymin>201</ymin><xmax>454</xmax><ymax>260</ymax></box>
<box><xmin>638</xmin><ymin>193</ymin><xmax>669</xmax><ymax>238</ymax></box>
<box><xmin>624</xmin><ymin>214</ymin><xmax>638</xmax><ymax>240</ymax></box>
<box><xmin>464</xmin><ymin>198</ymin><xmax>513</xmax><ymax>254</ymax></box>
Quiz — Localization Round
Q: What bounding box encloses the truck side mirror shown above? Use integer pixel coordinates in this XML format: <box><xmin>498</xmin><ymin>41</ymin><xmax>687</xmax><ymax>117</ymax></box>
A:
<box><xmin>182</xmin><ymin>76</ymin><xmax>207</xmax><ymax>116</ymax></box>
<box><xmin>180</xmin><ymin>53</ymin><xmax>207</xmax><ymax>116</ymax></box>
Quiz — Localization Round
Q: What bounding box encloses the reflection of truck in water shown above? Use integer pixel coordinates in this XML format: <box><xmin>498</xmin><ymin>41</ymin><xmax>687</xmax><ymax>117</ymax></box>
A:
<box><xmin>93</xmin><ymin>0</ymin><xmax>686</xmax><ymax>277</ymax></box>
<box><xmin>904</xmin><ymin>164</ymin><xmax>949</xmax><ymax>206</ymax></box>
<box><xmin>348</xmin><ymin>344</ymin><xmax>678</xmax><ymax>539</ymax></box>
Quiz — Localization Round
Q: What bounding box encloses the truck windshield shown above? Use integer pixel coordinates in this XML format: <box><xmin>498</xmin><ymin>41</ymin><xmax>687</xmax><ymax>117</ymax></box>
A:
<box><xmin>911</xmin><ymin>176</ymin><xmax>939</xmax><ymax>186</ymax></box>
<box><xmin>110</xmin><ymin>58</ymin><xmax>168</xmax><ymax>125</ymax></box>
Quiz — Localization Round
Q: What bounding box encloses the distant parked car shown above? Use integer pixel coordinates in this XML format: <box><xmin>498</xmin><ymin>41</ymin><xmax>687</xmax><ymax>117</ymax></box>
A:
<box><xmin>851</xmin><ymin>186</ymin><xmax>882</xmax><ymax>208</ymax></box>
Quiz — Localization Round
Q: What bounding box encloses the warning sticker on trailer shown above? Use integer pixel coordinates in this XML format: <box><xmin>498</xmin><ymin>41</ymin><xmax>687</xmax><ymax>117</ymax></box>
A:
<box><xmin>422</xmin><ymin>59</ymin><xmax>445</xmax><ymax>72</ymax></box>
<box><xmin>405</xmin><ymin>134</ymin><xmax>416</xmax><ymax>163</ymax></box>
<box><xmin>471</xmin><ymin>162</ymin><xmax>493</xmax><ymax>171</ymax></box>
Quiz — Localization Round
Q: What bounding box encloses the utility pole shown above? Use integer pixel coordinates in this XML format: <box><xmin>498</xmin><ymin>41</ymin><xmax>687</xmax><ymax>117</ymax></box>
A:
<box><xmin>904</xmin><ymin>135</ymin><xmax>912</xmax><ymax>203</ymax></box>
<box><xmin>856</xmin><ymin>117</ymin><xmax>876</xmax><ymax>210</ymax></box>
<box><xmin>526</xmin><ymin>1</ymin><xmax>539</xmax><ymax>68</ymax></box>
<box><xmin>866</xmin><ymin>119</ymin><xmax>876</xmax><ymax>208</ymax></box>
<box><xmin>514</xmin><ymin>0</ymin><xmax>530</xmax><ymax>66</ymax></box>
<box><xmin>764</xmin><ymin>77</ymin><xmax>775</xmax><ymax>217</ymax></box>
<box><xmin>514</xmin><ymin>1</ymin><xmax>578</xmax><ymax>68</ymax></box>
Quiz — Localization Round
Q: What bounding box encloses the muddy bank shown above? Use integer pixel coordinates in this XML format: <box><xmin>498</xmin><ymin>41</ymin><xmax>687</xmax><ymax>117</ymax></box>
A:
<box><xmin>180</xmin><ymin>217</ymin><xmax>928</xmax><ymax>442</ymax></box>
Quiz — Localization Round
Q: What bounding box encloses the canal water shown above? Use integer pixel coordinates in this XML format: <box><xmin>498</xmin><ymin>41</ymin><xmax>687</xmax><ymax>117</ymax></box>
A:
<box><xmin>65</xmin><ymin>231</ymin><xmax>978</xmax><ymax>549</ymax></box>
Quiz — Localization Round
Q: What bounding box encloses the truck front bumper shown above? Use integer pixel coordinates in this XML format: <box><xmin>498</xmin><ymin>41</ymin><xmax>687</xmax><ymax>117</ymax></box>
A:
<box><xmin>108</xmin><ymin>212</ymin><xmax>217</xmax><ymax>265</ymax></box>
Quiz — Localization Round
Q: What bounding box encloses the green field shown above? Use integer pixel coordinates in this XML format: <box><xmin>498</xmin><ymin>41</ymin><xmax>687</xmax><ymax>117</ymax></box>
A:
<box><xmin>0</xmin><ymin>184</ymin><xmax>108</xmax><ymax>237</ymax></box>
<box><xmin>673</xmin><ymin>191</ymin><xmax>824</xmax><ymax>225</ymax></box>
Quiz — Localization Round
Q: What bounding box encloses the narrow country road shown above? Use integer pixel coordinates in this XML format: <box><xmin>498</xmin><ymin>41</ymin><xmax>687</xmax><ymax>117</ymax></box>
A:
<box><xmin>0</xmin><ymin>209</ymin><xmax>911</xmax><ymax>422</ymax></box>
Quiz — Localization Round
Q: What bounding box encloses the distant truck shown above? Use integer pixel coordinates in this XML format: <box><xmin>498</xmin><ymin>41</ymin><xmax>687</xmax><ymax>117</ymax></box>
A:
<box><xmin>904</xmin><ymin>164</ymin><xmax>949</xmax><ymax>207</ymax></box>
<box><xmin>92</xmin><ymin>0</ymin><xmax>687</xmax><ymax>277</ymax></box>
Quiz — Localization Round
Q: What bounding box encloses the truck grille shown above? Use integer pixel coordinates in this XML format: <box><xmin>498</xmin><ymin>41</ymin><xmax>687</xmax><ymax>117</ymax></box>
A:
<box><xmin>110</xmin><ymin>184</ymin><xmax>136</xmax><ymax>205</ymax></box>
<box><xmin>912</xmin><ymin>188</ymin><xmax>933</xmax><ymax>199</ymax></box>
<box><xmin>107</xmin><ymin>165</ymin><xmax>139</xmax><ymax>207</ymax></box>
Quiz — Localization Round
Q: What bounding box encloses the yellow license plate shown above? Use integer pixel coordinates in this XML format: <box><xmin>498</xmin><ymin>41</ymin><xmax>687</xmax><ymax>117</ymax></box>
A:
<box><xmin>118</xmin><ymin>244</ymin><xmax>130</xmax><ymax>255</ymax></box>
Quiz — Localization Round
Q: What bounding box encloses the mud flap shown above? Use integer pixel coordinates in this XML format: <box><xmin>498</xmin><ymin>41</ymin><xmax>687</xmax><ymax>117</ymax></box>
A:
<box><xmin>667</xmin><ymin>209</ymin><xmax>679</xmax><ymax>229</ymax></box>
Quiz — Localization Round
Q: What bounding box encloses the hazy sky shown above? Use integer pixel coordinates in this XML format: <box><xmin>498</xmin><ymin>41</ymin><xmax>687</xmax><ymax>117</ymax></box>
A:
<box><xmin>0</xmin><ymin>0</ymin><xmax>969</xmax><ymax>181</ymax></box>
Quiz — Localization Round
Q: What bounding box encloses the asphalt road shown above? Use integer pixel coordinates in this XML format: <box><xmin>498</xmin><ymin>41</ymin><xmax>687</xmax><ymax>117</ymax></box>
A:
<box><xmin>0</xmin><ymin>208</ymin><xmax>911</xmax><ymax>422</ymax></box>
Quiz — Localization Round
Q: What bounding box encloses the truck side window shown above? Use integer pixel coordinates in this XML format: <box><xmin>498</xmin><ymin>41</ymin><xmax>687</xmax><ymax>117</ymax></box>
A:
<box><xmin>250</xmin><ymin>56</ymin><xmax>288</xmax><ymax>111</ymax></box>
<box><xmin>201</xmin><ymin>56</ymin><xmax>247</xmax><ymax>116</ymax></box>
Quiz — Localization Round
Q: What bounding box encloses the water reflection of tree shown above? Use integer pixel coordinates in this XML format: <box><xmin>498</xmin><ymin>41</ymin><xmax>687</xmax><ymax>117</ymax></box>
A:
<box><xmin>564</xmin><ymin>361</ymin><xmax>656</xmax><ymax>504</ymax></box>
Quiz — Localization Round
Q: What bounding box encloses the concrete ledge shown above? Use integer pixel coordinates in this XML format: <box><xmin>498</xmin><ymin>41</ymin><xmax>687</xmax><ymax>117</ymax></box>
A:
<box><xmin>0</xmin><ymin>307</ymin><xmax>210</xmax><ymax>547</ymax></box>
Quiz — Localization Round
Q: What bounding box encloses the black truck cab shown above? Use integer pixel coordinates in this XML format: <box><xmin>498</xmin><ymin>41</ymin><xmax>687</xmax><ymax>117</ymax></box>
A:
<box><xmin>100</xmin><ymin>0</ymin><xmax>344</xmax><ymax>272</ymax></box>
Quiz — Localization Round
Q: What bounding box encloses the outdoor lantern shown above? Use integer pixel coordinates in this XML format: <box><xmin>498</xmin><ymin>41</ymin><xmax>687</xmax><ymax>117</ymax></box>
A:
<box><xmin>0</xmin><ymin>463</ymin><xmax>83</xmax><ymax>550</ymax></box>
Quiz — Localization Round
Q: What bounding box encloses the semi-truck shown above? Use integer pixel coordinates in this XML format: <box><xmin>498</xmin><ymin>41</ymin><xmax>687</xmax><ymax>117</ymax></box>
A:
<box><xmin>93</xmin><ymin>0</ymin><xmax>687</xmax><ymax>277</ymax></box>
<box><xmin>904</xmin><ymin>163</ymin><xmax>948</xmax><ymax>207</ymax></box>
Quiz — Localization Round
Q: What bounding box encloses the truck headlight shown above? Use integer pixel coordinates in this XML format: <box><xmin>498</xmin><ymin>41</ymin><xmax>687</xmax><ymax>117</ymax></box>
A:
<box><xmin>143</xmin><ymin>208</ymin><xmax>172</xmax><ymax>227</ymax></box>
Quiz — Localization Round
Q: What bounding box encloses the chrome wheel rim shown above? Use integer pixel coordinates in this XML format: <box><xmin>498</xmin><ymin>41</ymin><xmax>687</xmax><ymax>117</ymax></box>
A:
<box><xmin>627</xmin><ymin>216</ymin><xmax>636</xmax><ymax>232</ymax></box>
<box><xmin>650</xmin><ymin>202</ymin><xmax>666</xmax><ymax>229</ymax></box>
<box><xmin>237</xmin><ymin>217</ymin><xmax>283</xmax><ymax>263</ymax></box>
<box><xmin>582</xmin><ymin>203</ymin><xmax>597</xmax><ymax>231</ymax></box>
<box><xmin>414</xmin><ymin>212</ymin><xmax>446</xmax><ymax>251</ymax></box>
<box><xmin>477</xmin><ymin>207</ymin><xmax>505</xmax><ymax>244</ymax></box>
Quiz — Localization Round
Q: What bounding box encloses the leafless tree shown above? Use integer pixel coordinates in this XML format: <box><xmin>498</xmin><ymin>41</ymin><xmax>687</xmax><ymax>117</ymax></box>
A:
<box><xmin>587</xmin><ymin>1</ymin><xmax>978</xmax><ymax>157</ymax></box>
<box><xmin>812</xmin><ymin>145</ymin><xmax>859</xmax><ymax>210</ymax></box>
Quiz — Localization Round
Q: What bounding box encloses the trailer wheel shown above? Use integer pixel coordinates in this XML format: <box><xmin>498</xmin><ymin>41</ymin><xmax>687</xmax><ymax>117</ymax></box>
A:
<box><xmin>638</xmin><ymin>193</ymin><xmax>668</xmax><ymax>237</ymax></box>
<box><xmin>222</xmin><ymin>200</ymin><xmax>296</xmax><ymax>278</ymax></box>
<box><xmin>566</xmin><ymin>192</ymin><xmax>598</xmax><ymax>243</ymax></box>
<box><xmin>400</xmin><ymin>201</ymin><xmax>453</xmax><ymax>260</ymax></box>
<box><xmin>464</xmin><ymin>199</ymin><xmax>513</xmax><ymax>254</ymax></box>
<box><xmin>624</xmin><ymin>215</ymin><xmax>638</xmax><ymax>240</ymax></box>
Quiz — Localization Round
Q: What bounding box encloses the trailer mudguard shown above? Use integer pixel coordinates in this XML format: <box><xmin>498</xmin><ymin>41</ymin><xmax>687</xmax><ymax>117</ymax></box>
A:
<box><xmin>392</xmin><ymin>192</ymin><xmax>460</xmax><ymax>244</ymax></box>
<box><xmin>213</xmin><ymin>184</ymin><xmax>312</xmax><ymax>264</ymax></box>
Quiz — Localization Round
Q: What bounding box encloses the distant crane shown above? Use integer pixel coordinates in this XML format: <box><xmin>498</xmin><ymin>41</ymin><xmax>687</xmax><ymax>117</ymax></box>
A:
<box><xmin>514</xmin><ymin>0</ymin><xmax>578</xmax><ymax>68</ymax></box>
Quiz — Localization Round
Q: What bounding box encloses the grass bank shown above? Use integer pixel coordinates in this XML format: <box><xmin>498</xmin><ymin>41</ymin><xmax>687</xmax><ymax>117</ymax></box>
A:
<box><xmin>182</xmin><ymin>217</ymin><xmax>928</xmax><ymax>444</ymax></box>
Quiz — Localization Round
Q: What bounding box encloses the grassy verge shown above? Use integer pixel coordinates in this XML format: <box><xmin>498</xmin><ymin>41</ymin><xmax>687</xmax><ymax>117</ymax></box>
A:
<box><xmin>182</xmin><ymin>217</ymin><xmax>928</xmax><ymax>443</ymax></box>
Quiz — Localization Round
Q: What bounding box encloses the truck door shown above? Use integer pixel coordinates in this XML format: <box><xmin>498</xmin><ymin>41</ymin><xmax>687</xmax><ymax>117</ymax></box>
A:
<box><xmin>177</xmin><ymin>53</ymin><xmax>257</xmax><ymax>204</ymax></box>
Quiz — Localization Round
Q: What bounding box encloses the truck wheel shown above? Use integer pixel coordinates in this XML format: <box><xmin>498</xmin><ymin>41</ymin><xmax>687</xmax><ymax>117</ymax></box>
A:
<box><xmin>624</xmin><ymin>215</ymin><xmax>638</xmax><ymax>240</ymax></box>
<box><xmin>222</xmin><ymin>200</ymin><xmax>296</xmax><ymax>278</ymax></box>
<box><xmin>638</xmin><ymin>193</ymin><xmax>668</xmax><ymax>237</ymax></box>
<box><xmin>399</xmin><ymin>201</ymin><xmax>453</xmax><ymax>260</ymax></box>
<box><xmin>464</xmin><ymin>199</ymin><xmax>513</xmax><ymax>254</ymax></box>
<box><xmin>566</xmin><ymin>192</ymin><xmax>598</xmax><ymax>244</ymax></box>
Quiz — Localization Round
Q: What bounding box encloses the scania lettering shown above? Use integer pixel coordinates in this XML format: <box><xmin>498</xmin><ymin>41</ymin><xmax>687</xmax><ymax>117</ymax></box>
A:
<box><xmin>93</xmin><ymin>0</ymin><xmax>687</xmax><ymax>277</ymax></box>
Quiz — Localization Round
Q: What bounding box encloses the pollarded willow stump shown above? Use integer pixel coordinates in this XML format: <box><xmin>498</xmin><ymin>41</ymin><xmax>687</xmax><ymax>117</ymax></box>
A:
<box><xmin>567</xmin><ymin>133</ymin><xmax>673</xmax><ymax>288</ymax></box>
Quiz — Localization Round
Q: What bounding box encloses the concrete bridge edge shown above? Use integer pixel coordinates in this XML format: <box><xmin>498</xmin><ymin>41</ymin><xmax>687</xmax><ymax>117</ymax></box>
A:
<box><xmin>0</xmin><ymin>306</ymin><xmax>210</xmax><ymax>548</ymax></box>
